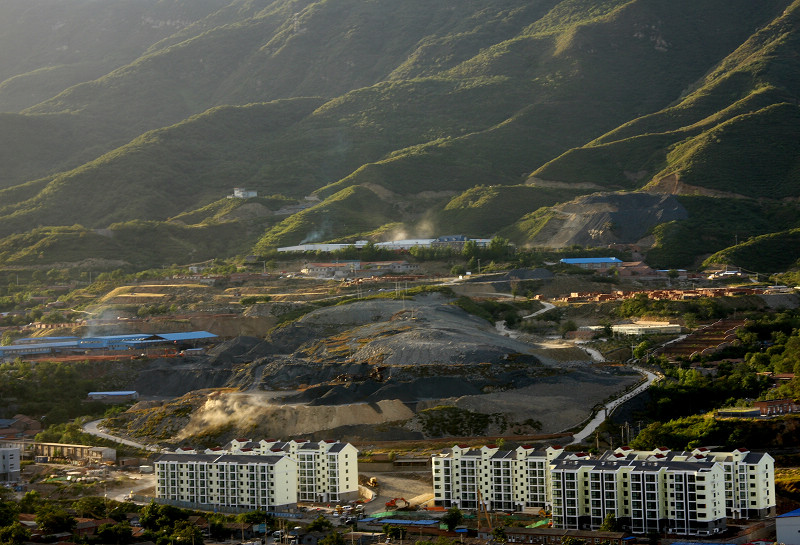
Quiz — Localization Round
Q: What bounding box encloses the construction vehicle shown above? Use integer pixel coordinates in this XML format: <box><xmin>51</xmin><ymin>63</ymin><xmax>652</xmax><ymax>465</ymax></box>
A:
<box><xmin>385</xmin><ymin>497</ymin><xmax>409</xmax><ymax>510</ymax></box>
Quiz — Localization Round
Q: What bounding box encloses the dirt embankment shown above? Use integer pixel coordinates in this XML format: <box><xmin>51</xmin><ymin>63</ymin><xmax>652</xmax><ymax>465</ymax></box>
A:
<box><xmin>527</xmin><ymin>192</ymin><xmax>688</xmax><ymax>248</ymax></box>
<box><xmin>118</xmin><ymin>294</ymin><xmax>638</xmax><ymax>445</ymax></box>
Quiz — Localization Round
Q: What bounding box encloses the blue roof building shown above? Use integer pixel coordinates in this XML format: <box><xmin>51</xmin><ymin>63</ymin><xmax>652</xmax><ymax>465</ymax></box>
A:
<box><xmin>777</xmin><ymin>508</ymin><xmax>800</xmax><ymax>545</ymax></box>
<box><xmin>0</xmin><ymin>331</ymin><xmax>217</xmax><ymax>360</ymax></box>
<box><xmin>560</xmin><ymin>257</ymin><xmax>623</xmax><ymax>270</ymax></box>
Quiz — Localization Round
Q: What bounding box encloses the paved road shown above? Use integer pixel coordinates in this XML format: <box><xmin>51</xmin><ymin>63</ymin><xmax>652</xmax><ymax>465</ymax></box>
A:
<box><xmin>568</xmin><ymin>367</ymin><xmax>659</xmax><ymax>445</ymax></box>
<box><xmin>522</xmin><ymin>301</ymin><xmax>555</xmax><ymax>319</ymax></box>
<box><xmin>82</xmin><ymin>419</ymin><xmax>160</xmax><ymax>452</ymax></box>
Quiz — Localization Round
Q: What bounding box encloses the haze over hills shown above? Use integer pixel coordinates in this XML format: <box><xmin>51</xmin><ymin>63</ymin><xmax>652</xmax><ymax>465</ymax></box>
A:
<box><xmin>1</xmin><ymin>0</ymin><xmax>799</xmax><ymax>270</ymax></box>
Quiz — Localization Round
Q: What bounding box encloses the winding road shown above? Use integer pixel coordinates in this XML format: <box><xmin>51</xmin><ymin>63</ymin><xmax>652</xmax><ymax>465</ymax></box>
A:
<box><xmin>568</xmin><ymin>366</ymin><xmax>659</xmax><ymax>444</ymax></box>
<box><xmin>82</xmin><ymin>419</ymin><xmax>159</xmax><ymax>452</ymax></box>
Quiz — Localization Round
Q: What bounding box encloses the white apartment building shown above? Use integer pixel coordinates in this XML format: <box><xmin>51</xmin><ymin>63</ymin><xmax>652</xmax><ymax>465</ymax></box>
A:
<box><xmin>605</xmin><ymin>446</ymin><xmax>775</xmax><ymax>520</ymax></box>
<box><xmin>155</xmin><ymin>438</ymin><xmax>359</xmax><ymax>511</ymax></box>
<box><xmin>551</xmin><ymin>457</ymin><xmax>726</xmax><ymax>535</ymax></box>
<box><xmin>432</xmin><ymin>444</ymin><xmax>565</xmax><ymax>512</ymax></box>
<box><xmin>0</xmin><ymin>447</ymin><xmax>20</xmax><ymax>482</ymax></box>
<box><xmin>155</xmin><ymin>453</ymin><xmax>296</xmax><ymax>510</ymax></box>
<box><xmin>237</xmin><ymin>439</ymin><xmax>359</xmax><ymax>503</ymax></box>
<box><xmin>432</xmin><ymin>445</ymin><xmax>775</xmax><ymax>537</ymax></box>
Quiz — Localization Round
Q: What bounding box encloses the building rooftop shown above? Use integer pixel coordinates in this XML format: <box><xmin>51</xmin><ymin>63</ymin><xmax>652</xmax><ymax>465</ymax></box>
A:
<box><xmin>560</xmin><ymin>257</ymin><xmax>624</xmax><ymax>264</ymax></box>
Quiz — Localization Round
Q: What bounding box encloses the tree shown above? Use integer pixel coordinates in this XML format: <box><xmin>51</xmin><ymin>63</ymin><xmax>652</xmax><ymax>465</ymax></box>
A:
<box><xmin>0</xmin><ymin>522</ymin><xmax>30</xmax><ymax>545</ymax></box>
<box><xmin>237</xmin><ymin>510</ymin><xmax>273</xmax><ymax>526</ymax></box>
<box><xmin>319</xmin><ymin>532</ymin><xmax>346</xmax><ymax>545</ymax></box>
<box><xmin>599</xmin><ymin>513</ymin><xmax>620</xmax><ymax>532</ymax></box>
<box><xmin>633</xmin><ymin>340</ymin><xmax>651</xmax><ymax>359</ymax></box>
<box><xmin>442</xmin><ymin>506</ymin><xmax>464</xmax><ymax>531</ymax></box>
<box><xmin>139</xmin><ymin>501</ymin><xmax>183</xmax><ymax>531</ymax></box>
<box><xmin>35</xmin><ymin>506</ymin><xmax>76</xmax><ymax>534</ymax></box>
<box><xmin>491</xmin><ymin>527</ymin><xmax>507</xmax><ymax>543</ymax></box>
<box><xmin>559</xmin><ymin>320</ymin><xmax>577</xmax><ymax>337</ymax></box>
<box><xmin>488</xmin><ymin>236</ymin><xmax>511</xmax><ymax>260</ymax></box>
<box><xmin>72</xmin><ymin>496</ymin><xmax>108</xmax><ymax>518</ymax></box>
<box><xmin>462</xmin><ymin>240</ymin><xmax>479</xmax><ymax>259</ymax></box>
<box><xmin>0</xmin><ymin>501</ymin><xmax>19</xmax><ymax>527</ymax></box>
<box><xmin>18</xmin><ymin>490</ymin><xmax>41</xmax><ymax>513</ymax></box>
<box><xmin>97</xmin><ymin>522</ymin><xmax>134</xmax><ymax>544</ymax></box>
<box><xmin>451</xmin><ymin>264</ymin><xmax>466</xmax><ymax>276</ymax></box>
<box><xmin>307</xmin><ymin>515</ymin><xmax>333</xmax><ymax>532</ymax></box>
<box><xmin>171</xmin><ymin>520</ymin><xmax>204</xmax><ymax>545</ymax></box>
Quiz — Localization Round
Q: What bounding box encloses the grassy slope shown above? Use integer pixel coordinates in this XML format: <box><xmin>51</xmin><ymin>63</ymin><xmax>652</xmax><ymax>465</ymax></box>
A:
<box><xmin>533</xmin><ymin>0</ymin><xmax>800</xmax><ymax>195</ymax></box>
<box><xmin>253</xmin><ymin>0</ymin><xmax>793</xmax><ymax>248</ymax></box>
<box><xmin>703</xmin><ymin>228</ymin><xmax>800</xmax><ymax>273</ymax></box>
<box><xmin>435</xmin><ymin>184</ymin><xmax>588</xmax><ymax>236</ymax></box>
<box><xmin>645</xmin><ymin>197</ymin><xmax>800</xmax><ymax>269</ymax></box>
<box><xmin>0</xmin><ymin>221</ymin><xmax>252</xmax><ymax>268</ymax></box>
<box><xmin>0</xmin><ymin>98</ymin><xmax>325</xmax><ymax>236</ymax></box>
<box><xmin>0</xmin><ymin>0</ymin><xmax>796</xmax><ymax>267</ymax></box>
<box><xmin>0</xmin><ymin>0</ymin><xmax>231</xmax><ymax>110</ymax></box>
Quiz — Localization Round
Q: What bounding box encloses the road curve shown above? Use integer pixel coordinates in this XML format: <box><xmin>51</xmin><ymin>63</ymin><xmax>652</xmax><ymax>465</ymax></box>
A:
<box><xmin>82</xmin><ymin>419</ymin><xmax>160</xmax><ymax>452</ymax></box>
<box><xmin>568</xmin><ymin>367</ymin><xmax>659</xmax><ymax>445</ymax></box>
<box><xmin>522</xmin><ymin>301</ymin><xmax>555</xmax><ymax>319</ymax></box>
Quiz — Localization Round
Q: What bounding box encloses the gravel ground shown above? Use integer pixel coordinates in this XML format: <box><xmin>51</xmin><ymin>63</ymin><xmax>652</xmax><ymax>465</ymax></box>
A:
<box><xmin>125</xmin><ymin>293</ymin><xmax>639</xmax><ymax>443</ymax></box>
<box><xmin>359</xmin><ymin>472</ymin><xmax>434</xmax><ymax>515</ymax></box>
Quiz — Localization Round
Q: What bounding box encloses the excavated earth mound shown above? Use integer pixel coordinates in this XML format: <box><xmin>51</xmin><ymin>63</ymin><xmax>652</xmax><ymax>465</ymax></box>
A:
<box><xmin>123</xmin><ymin>293</ymin><xmax>639</xmax><ymax>442</ymax></box>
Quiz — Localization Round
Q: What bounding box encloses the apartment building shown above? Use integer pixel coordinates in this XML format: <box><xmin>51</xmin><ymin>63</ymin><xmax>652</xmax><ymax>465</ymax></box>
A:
<box><xmin>432</xmin><ymin>444</ymin><xmax>565</xmax><ymax>511</ymax></box>
<box><xmin>432</xmin><ymin>445</ymin><xmax>774</xmax><ymax>537</ymax></box>
<box><xmin>155</xmin><ymin>439</ymin><xmax>359</xmax><ymax>511</ymax></box>
<box><xmin>0</xmin><ymin>447</ymin><xmax>20</xmax><ymax>482</ymax></box>
<box><xmin>551</xmin><ymin>457</ymin><xmax>726</xmax><ymax>535</ymax></box>
<box><xmin>155</xmin><ymin>452</ymin><xmax>296</xmax><ymax>510</ymax></box>
<box><xmin>606</xmin><ymin>446</ymin><xmax>775</xmax><ymax>520</ymax></box>
<box><xmin>236</xmin><ymin>438</ymin><xmax>359</xmax><ymax>503</ymax></box>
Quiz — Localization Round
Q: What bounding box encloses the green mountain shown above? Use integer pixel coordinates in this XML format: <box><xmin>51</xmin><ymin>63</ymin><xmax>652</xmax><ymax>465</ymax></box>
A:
<box><xmin>0</xmin><ymin>0</ymin><xmax>798</xmax><ymax>271</ymax></box>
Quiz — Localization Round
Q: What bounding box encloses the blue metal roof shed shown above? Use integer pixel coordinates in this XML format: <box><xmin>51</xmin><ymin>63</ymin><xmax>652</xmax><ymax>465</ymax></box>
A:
<box><xmin>560</xmin><ymin>257</ymin><xmax>623</xmax><ymax>264</ymax></box>
<box><xmin>158</xmin><ymin>331</ymin><xmax>217</xmax><ymax>342</ymax></box>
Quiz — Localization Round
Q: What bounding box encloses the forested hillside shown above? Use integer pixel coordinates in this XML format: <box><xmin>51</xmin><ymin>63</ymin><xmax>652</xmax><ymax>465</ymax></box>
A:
<box><xmin>0</xmin><ymin>0</ymin><xmax>798</xmax><ymax>270</ymax></box>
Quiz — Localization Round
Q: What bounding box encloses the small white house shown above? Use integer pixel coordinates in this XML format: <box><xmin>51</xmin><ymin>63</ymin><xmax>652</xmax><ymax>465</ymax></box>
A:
<box><xmin>229</xmin><ymin>187</ymin><xmax>258</xmax><ymax>199</ymax></box>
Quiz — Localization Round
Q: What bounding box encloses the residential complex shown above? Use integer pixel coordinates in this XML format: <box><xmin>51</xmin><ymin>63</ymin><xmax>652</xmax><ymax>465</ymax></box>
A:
<box><xmin>432</xmin><ymin>445</ymin><xmax>774</xmax><ymax>536</ymax></box>
<box><xmin>154</xmin><ymin>439</ymin><xmax>358</xmax><ymax>511</ymax></box>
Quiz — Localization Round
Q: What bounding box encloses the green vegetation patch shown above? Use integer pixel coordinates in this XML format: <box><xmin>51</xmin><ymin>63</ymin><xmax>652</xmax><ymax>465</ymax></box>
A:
<box><xmin>417</xmin><ymin>405</ymin><xmax>509</xmax><ymax>437</ymax></box>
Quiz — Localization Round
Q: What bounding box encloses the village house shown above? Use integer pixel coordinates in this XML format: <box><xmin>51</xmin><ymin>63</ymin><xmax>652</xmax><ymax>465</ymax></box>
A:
<box><xmin>301</xmin><ymin>261</ymin><xmax>419</xmax><ymax>279</ymax></box>
<box><xmin>753</xmin><ymin>398</ymin><xmax>800</xmax><ymax>416</ymax></box>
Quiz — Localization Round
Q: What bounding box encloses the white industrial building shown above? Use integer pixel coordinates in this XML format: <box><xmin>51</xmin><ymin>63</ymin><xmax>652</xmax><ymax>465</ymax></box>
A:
<box><xmin>155</xmin><ymin>439</ymin><xmax>359</xmax><ymax>511</ymax></box>
<box><xmin>0</xmin><ymin>447</ymin><xmax>20</xmax><ymax>482</ymax></box>
<box><xmin>432</xmin><ymin>445</ymin><xmax>775</xmax><ymax>537</ymax></box>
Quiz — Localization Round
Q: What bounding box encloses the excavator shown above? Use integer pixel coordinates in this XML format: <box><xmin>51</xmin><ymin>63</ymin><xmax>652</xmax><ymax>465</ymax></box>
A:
<box><xmin>385</xmin><ymin>498</ymin><xmax>410</xmax><ymax>510</ymax></box>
